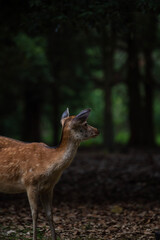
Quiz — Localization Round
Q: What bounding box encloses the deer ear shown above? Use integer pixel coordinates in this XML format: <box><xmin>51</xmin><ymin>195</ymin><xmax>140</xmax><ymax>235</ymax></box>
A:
<box><xmin>61</xmin><ymin>108</ymin><xmax>69</xmax><ymax>121</ymax></box>
<box><xmin>74</xmin><ymin>108</ymin><xmax>91</xmax><ymax>123</ymax></box>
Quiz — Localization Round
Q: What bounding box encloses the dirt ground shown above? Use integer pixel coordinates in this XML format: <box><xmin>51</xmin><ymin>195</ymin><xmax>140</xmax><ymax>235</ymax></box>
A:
<box><xmin>1</xmin><ymin>150</ymin><xmax>160</xmax><ymax>239</ymax></box>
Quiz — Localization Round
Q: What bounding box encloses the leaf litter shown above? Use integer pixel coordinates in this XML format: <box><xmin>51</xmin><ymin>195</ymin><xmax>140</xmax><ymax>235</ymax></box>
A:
<box><xmin>0</xmin><ymin>150</ymin><xmax>160</xmax><ymax>239</ymax></box>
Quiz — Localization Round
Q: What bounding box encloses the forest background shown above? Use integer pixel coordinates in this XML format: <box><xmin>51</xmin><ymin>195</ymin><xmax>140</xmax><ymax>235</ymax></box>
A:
<box><xmin>2</xmin><ymin>1</ymin><xmax>160</xmax><ymax>240</ymax></box>
<box><xmin>0</xmin><ymin>0</ymin><xmax>160</xmax><ymax>151</ymax></box>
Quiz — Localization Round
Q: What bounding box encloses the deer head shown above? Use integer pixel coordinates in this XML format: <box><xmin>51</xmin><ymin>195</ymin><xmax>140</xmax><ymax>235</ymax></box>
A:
<box><xmin>61</xmin><ymin>108</ymin><xmax>99</xmax><ymax>142</ymax></box>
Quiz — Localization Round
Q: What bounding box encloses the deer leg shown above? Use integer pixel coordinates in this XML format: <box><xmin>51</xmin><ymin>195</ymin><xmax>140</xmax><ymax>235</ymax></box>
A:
<box><xmin>27</xmin><ymin>187</ymin><xmax>38</xmax><ymax>240</ymax></box>
<box><xmin>40</xmin><ymin>190</ymin><xmax>57</xmax><ymax>240</ymax></box>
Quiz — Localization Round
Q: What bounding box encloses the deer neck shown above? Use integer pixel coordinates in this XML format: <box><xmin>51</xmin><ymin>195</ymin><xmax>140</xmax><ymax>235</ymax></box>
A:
<box><xmin>52</xmin><ymin>130</ymin><xmax>80</xmax><ymax>170</ymax></box>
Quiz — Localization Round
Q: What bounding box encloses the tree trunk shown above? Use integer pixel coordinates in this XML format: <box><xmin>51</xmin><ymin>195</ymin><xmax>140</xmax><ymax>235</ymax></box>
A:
<box><xmin>102</xmin><ymin>25</ymin><xmax>115</xmax><ymax>151</ymax></box>
<box><xmin>47</xmin><ymin>32</ymin><xmax>61</xmax><ymax>145</ymax></box>
<box><xmin>127</xmin><ymin>13</ymin><xmax>156</xmax><ymax>147</ymax></box>
<box><xmin>22</xmin><ymin>82</ymin><xmax>43</xmax><ymax>142</ymax></box>
<box><xmin>52</xmin><ymin>83</ymin><xmax>60</xmax><ymax>146</ymax></box>
<box><xmin>143</xmin><ymin>15</ymin><xmax>156</xmax><ymax>146</ymax></box>
<box><xmin>127</xmin><ymin>33</ymin><xmax>143</xmax><ymax>146</ymax></box>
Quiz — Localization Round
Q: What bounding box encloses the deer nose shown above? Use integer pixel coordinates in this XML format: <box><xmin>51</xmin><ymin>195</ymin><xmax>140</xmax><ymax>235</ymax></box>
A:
<box><xmin>97</xmin><ymin>129</ymin><xmax>100</xmax><ymax>135</ymax></box>
<box><xmin>95</xmin><ymin>129</ymin><xmax>100</xmax><ymax>136</ymax></box>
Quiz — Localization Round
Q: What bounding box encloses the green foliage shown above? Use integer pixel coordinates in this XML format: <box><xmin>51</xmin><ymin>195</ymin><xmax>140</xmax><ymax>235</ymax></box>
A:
<box><xmin>112</xmin><ymin>84</ymin><xmax>129</xmax><ymax>144</ymax></box>
<box><xmin>154</xmin><ymin>90</ymin><xmax>160</xmax><ymax>144</ymax></box>
<box><xmin>15</xmin><ymin>33</ymin><xmax>52</xmax><ymax>83</ymax></box>
<box><xmin>29</xmin><ymin>0</ymin><xmax>42</xmax><ymax>7</ymax></box>
<box><xmin>81</xmin><ymin>88</ymin><xmax>104</xmax><ymax>146</ymax></box>
<box><xmin>114</xmin><ymin>50</ymin><xmax>127</xmax><ymax>71</ymax></box>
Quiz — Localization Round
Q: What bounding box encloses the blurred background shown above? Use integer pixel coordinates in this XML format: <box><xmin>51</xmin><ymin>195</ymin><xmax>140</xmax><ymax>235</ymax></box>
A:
<box><xmin>0</xmin><ymin>0</ymin><xmax>160</xmax><ymax>151</ymax></box>
<box><xmin>2</xmin><ymin>2</ymin><xmax>160</xmax><ymax>239</ymax></box>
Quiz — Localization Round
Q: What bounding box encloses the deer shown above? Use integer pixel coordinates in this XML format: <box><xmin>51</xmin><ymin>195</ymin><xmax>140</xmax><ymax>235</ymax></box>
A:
<box><xmin>0</xmin><ymin>108</ymin><xmax>99</xmax><ymax>240</ymax></box>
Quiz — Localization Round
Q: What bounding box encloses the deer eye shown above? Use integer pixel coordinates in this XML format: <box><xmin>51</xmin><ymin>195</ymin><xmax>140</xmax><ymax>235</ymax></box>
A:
<box><xmin>84</xmin><ymin>123</ymin><xmax>87</xmax><ymax>127</ymax></box>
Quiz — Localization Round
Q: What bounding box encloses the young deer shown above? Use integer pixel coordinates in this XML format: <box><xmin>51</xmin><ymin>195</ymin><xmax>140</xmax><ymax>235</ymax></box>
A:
<box><xmin>0</xmin><ymin>108</ymin><xmax>99</xmax><ymax>240</ymax></box>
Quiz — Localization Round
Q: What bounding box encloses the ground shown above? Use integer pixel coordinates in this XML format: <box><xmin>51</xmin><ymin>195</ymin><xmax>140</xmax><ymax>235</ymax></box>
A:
<box><xmin>0</xmin><ymin>150</ymin><xmax>160</xmax><ymax>239</ymax></box>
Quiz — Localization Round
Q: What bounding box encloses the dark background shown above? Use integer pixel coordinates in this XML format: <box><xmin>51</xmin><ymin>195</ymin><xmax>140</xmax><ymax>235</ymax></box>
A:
<box><xmin>1</xmin><ymin>1</ymin><xmax>160</xmax><ymax>239</ymax></box>
<box><xmin>1</xmin><ymin>0</ymin><xmax>160</xmax><ymax>151</ymax></box>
